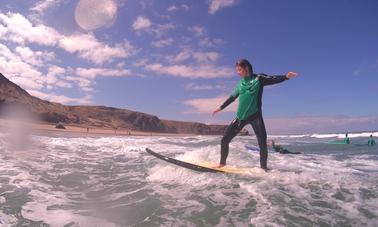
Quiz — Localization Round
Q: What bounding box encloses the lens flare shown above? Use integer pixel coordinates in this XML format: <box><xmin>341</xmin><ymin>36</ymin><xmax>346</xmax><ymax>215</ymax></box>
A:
<box><xmin>75</xmin><ymin>0</ymin><xmax>118</xmax><ymax>31</ymax></box>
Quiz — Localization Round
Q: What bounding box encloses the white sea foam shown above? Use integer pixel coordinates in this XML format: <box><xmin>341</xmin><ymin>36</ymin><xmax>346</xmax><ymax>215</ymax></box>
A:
<box><xmin>239</xmin><ymin>150</ymin><xmax>378</xmax><ymax>226</ymax></box>
<box><xmin>310</xmin><ymin>131</ymin><xmax>378</xmax><ymax>139</ymax></box>
<box><xmin>267</xmin><ymin>131</ymin><xmax>378</xmax><ymax>139</ymax></box>
<box><xmin>0</xmin><ymin>132</ymin><xmax>377</xmax><ymax>226</ymax></box>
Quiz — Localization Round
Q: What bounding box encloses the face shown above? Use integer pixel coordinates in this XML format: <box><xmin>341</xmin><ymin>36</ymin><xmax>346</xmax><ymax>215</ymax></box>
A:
<box><xmin>236</xmin><ymin>65</ymin><xmax>249</xmax><ymax>77</ymax></box>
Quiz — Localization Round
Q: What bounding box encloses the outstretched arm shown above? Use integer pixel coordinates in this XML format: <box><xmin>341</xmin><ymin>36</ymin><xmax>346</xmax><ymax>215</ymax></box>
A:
<box><xmin>212</xmin><ymin>94</ymin><xmax>238</xmax><ymax>116</ymax></box>
<box><xmin>259</xmin><ymin>72</ymin><xmax>298</xmax><ymax>86</ymax></box>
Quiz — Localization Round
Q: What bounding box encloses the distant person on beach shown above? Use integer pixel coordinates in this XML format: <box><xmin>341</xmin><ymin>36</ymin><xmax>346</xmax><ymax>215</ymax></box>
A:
<box><xmin>368</xmin><ymin>134</ymin><xmax>375</xmax><ymax>146</ymax></box>
<box><xmin>212</xmin><ymin>58</ymin><xmax>298</xmax><ymax>170</ymax></box>
<box><xmin>343</xmin><ymin>133</ymin><xmax>350</xmax><ymax>144</ymax></box>
<box><xmin>269</xmin><ymin>140</ymin><xmax>301</xmax><ymax>154</ymax></box>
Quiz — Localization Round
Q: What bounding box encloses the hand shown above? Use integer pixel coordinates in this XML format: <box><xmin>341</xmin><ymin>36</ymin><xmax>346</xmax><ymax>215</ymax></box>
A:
<box><xmin>212</xmin><ymin>107</ymin><xmax>221</xmax><ymax>116</ymax></box>
<box><xmin>286</xmin><ymin>71</ymin><xmax>298</xmax><ymax>79</ymax></box>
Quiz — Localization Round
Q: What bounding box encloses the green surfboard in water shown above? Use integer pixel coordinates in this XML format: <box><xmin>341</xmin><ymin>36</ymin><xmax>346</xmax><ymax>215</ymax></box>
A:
<box><xmin>325</xmin><ymin>140</ymin><xmax>348</xmax><ymax>145</ymax></box>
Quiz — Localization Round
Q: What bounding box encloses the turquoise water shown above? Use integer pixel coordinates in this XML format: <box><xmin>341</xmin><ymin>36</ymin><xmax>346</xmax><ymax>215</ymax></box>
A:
<box><xmin>0</xmin><ymin>131</ymin><xmax>377</xmax><ymax>226</ymax></box>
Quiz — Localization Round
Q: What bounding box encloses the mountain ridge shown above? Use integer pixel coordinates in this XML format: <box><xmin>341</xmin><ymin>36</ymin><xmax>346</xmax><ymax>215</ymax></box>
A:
<box><xmin>0</xmin><ymin>73</ymin><xmax>248</xmax><ymax>135</ymax></box>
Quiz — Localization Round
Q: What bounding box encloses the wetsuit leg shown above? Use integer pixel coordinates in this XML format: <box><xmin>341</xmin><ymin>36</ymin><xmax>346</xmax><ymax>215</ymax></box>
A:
<box><xmin>249</xmin><ymin>112</ymin><xmax>268</xmax><ymax>169</ymax></box>
<box><xmin>220</xmin><ymin>119</ymin><xmax>246</xmax><ymax>165</ymax></box>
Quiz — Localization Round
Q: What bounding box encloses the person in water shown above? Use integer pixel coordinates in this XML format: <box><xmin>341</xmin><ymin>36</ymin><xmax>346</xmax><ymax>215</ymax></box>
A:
<box><xmin>368</xmin><ymin>134</ymin><xmax>375</xmax><ymax>146</ymax></box>
<box><xmin>269</xmin><ymin>140</ymin><xmax>301</xmax><ymax>154</ymax></box>
<box><xmin>212</xmin><ymin>59</ymin><xmax>298</xmax><ymax>170</ymax></box>
<box><xmin>343</xmin><ymin>133</ymin><xmax>350</xmax><ymax>144</ymax></box>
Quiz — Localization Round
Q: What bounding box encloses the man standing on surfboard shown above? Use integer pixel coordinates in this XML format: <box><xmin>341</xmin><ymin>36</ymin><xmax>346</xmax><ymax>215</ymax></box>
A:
<box><xmin>212</xmin><ymin>59</ymin><xmax>298</xmax><ymax>170</ymax></box>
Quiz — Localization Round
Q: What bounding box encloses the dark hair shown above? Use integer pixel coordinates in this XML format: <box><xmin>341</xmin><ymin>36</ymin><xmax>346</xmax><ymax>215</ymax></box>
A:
<box><xmin>236</xmin><ymin>59</ymin><xmax>253</xmax><ymax>75</ymax></box>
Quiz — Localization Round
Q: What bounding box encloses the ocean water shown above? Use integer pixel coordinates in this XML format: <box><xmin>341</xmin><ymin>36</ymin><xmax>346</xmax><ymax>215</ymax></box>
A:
<box><xmin>0</xmin><ymin>130</ymin><xmax>377</xmax><ymax>226</ymax></box>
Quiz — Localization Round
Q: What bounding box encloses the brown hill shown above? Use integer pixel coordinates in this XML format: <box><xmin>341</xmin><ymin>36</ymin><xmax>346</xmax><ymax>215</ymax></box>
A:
<box><xmin>0</xmin><ymin>73</ymin><xmax>248</xmax><ymax>135</ymax></box>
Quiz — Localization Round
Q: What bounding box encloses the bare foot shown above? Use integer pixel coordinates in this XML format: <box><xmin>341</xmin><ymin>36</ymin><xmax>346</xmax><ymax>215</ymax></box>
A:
<box><xmin>215</xmin><ymin>164</ymin><xmax>225</xmax><ymax>168</ymax></box>
<box><xmin>262</xmin><ymin>167</ymin><xmax>271</xmax><ymax>172</ymax></box>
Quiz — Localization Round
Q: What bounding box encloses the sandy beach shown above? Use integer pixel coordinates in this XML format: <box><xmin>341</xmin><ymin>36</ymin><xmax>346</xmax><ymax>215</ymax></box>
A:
<box><xmin>0</xmin><ymin>118</ymin><xmax>193</xmax><ymax>137</ymax></box>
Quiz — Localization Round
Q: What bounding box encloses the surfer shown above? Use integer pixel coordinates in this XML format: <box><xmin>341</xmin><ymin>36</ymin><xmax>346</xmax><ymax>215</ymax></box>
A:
<box><xmin>212</xmin><ymin>59</ymin><xmax>298</xmax><ymax>170</ymax></box>
<box><xmin>343</xmin><ymin>133</ymin><xmax>350</xmax><ymax>144</ymax></box>
<box><xmin>269</xmin><ymin>140</ymin><xmax>301</xmax><ymax>154</ymax></box>
<box><xmin>368</xmin><ymin>134</ymin><xmax>375</xmax><ymax>146</ymax></box>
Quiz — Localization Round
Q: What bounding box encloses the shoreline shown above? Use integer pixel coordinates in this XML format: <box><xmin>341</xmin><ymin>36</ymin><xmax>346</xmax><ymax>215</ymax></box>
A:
<box><xmin>0</xmin><ymin>118</ymin><xmax>198</xmax><ymax>137</ymax></box>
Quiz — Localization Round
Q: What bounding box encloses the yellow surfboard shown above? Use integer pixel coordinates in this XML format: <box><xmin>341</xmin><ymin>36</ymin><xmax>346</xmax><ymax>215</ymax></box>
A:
<box><xmin>146</xmin><ymin>148</ymin><xmax>261</xmax><ymax>175</ymax></box>
<box><xmin>193</xmin><ymin>161</ymin><xmax>260</xmax><ymax>175</ymax></box>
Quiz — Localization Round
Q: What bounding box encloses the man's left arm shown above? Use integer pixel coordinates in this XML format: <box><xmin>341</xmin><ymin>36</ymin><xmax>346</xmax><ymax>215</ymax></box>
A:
<box><xmin>259</xmin><ymin>72</ymin><xmax>298</xmax><ymax>86</ymax></box>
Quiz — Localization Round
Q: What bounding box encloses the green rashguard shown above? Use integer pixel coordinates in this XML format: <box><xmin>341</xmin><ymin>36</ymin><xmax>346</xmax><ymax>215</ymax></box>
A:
<box><xmin>220</xmin><ymin>73</ymin><xmax>288</xmax><ymax>120</ymax></box>
<box><xmin>343</xmin><ymin>137</ymin><xmax>350</xmax><ymax>144</ymax></box>
<box><xmin>368</xmin><ymin>138</ymin><xmax>375</xmax><ymax>146</ymax></box>
<box><xmin>232</xmin><ymin>75</ymin><xmax>260</xmax><ymax>120</ymax></box>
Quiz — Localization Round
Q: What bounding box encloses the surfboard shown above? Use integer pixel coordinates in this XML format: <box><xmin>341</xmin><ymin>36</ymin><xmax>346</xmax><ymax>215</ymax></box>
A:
<box><xmin>325</xmin><ymin>141</ymin><xmax>348</xmax><ymax>145</ymax></box>
<box><xmin>145</xmin><ymin>148</ymin><xmax>259</xmax><ymax>174</ymax></box>
<box><xmin>245</xmin><ymin>145</ymin><xmax>275</xmax><ymax>153</ymax></box>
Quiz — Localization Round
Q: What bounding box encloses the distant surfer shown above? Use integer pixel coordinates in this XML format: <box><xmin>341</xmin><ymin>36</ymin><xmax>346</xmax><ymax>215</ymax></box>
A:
<box><xmin>343</xmin><ymin>133</ymin><xmax>350</xmax><ymax>144</ymax></box>
<box><xmin>368</xmin><ymin>134</ymin><xmax>375</xmax><ymax>146</ymax></box>
<box><xmin>269</xmin><ymin>140</ymin><xmax>301</xmax><ymax>154</ymax></box>
<box><xmin>212</xmin><ymin>59</ymin><xmax>298</xmax><ymax>170</ymax></box>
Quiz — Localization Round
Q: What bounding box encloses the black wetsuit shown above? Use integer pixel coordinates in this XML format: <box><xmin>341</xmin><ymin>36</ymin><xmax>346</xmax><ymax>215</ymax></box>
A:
<box><xmin>219</xmin><ymin>73</ymin><xmax>288</xmax><ymax>169</ymax></box>
<box><xmin>273</xmin><ymin>145</ymin><xmax>301</xmax><ymax>154</ymax></box>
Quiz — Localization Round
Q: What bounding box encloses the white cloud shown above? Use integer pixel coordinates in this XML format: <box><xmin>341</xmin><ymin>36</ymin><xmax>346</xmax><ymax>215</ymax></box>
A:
<box><xmin>0</xmin><ymin>43</ymin><xmax>16</xmax><ymax>60</ymax></box>
<box><xmin>65</xmin><ymin>76</ymin><xmax>93</xmax><ymax>92</ymax></box>
<box><xmin>14</xmin><ymin>46</ymin><xmax>55</xmax><ymax>67</ymax></box>
<box><xmin>209</xmin><ymin>0</ymin><xmax>237</xmax><ymax>15</ymax></box>
<box><xmin>199</xmin><ymin>37</ymin><xmax>225</xmax><ymax>48</ymax></box>
<box><xmin>170</xmin><ymin>49</ymin><xmax>192</xmax><ymax>63</ymax></box>
<box><xmin>59</xmin><ymin>34</ymin><xmax>136</xmax><ymax>65</ymax></box>
<box><xmin>45</xmin><ymin>65</ymin><xmax>73</xmax><ymax>89</ymax></box>
<box><xmin>132</xmin><ymin>16</ymin><xmax>152</xmax><ymax>30</ymax></box>
<box><xmin>185</xmin><ymin>83</ymin><xmax>213</xmax><ymax>91</ymax></box>
<box><xmin>0</xmin><ymin>12</ymin><xmax>136</xmax><ymax>65</ymax></box>
<box><xmin>181</xmin><ymin>4</ymin><xmax>190</xmax><ymax>11</ymax></box>
<box><xmin>9</xmin><ymin>76</ymin><xmax>44</xmax><ymax>91</ymax></box>
<box><xmin>192</xmin><ymin>51</ymin><xmax>220</xmax><ymax>63</ymax></box>
<box><xmin>183</xmin><ymin>95</ymin><xmax>237</xmax><ymax>114</ymax></box>
<box><xmin>145</xmin><ymin>63</ymin><xmax>233</xmax><ymax>79</ymax></box>
<box><xmin>0</xmin><ymin>43</ymin><xmax>76</xmax><ymax>92</ymax></box>
<box><xmin>66</xmin><ymin>67</ymin><xmax>132</xmax><ymax>92</ymax></box>
<box><xmin>30</xmin><ymin>0</ymin><xmax>65</xmax><ymax>15</ymax></box>
<box><xmin>188</xmin><ymin>26</ymin><xmax>206</xmax><ymax>37</ymax></box>
<box><xmin>47</xmin><ymin>65</ymin><xmax>65</xmax><ymax>77</ymax></box>
<box><xmin>185</xmin><ymin>83</ymin><xmax>223</xmax><ymax>91</ymax></box>
<box><xmin>151</xmin><ymin>38</ymin><xmax>174</xmax><ymax>48</ymax></box>
<box><xmin>0</xmin><ymin>43</ymin><xmax>44</xmax><ymax>90</ymax></box>
<box><xmin>187</xmin><ymin>25</ymin><xmax>225</xmax><ymax>48</ymax></box>
<box><xmin>167</xmin><ymin>5</ymin><xmax>178</xmax><ymax>12</ymax></box>
<box><xmin>0</xmin><ymin>12</ymin><xmax>61</xmax><ymax>46</ymax></box>
<box><xmin>167</xmin><ymin>49</ymin><xmax>221</xmax><ymax>64</ymax></box>
<box><xmin>76</xmin><ymin>67</ymin><xmax>132</xmax><ymax>79</ymax></box>
<box><xmin>133</xmin><ymin>58</ymin><xmax>149</xmax><ymax>67</ymax></box>
<box><xmin>28</xmin><ymin>89</ymin><xmax>92</xmax><ymax>104</ymax></box>
<box><xmin>151</xmin><ymin>23</ymin><xmax>175</xmax><ymax>38</ymax></box>
<box><xmin>167</xmin><ymin>4</ymin><xmax>189</xmax><ymax>12</ymax></box>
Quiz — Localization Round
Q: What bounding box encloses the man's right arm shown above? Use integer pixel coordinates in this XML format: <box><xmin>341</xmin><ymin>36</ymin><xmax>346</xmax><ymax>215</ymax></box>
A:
<box><xmin>220</xmin><ymin>94</ymin><xmax>238</xmax><ymax>110</ymax></box>
<box><xmin>213</xmin><ymin>83</ymin><xmax>239</xmax><ymax>116</ymax></box>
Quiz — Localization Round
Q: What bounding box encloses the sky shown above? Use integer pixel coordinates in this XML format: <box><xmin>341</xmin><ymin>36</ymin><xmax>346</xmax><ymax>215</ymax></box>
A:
<box><xmin>0</xmin><ymin>0</ymin><xmax>377</xmax><ymax>134</ymax></box>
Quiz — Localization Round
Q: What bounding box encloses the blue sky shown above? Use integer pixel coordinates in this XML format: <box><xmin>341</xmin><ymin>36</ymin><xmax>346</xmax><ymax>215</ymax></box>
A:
<box><xmin>0</xmin><ymin>0</ymin><xmax>377</xmax><ymax>133</ymax></box>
